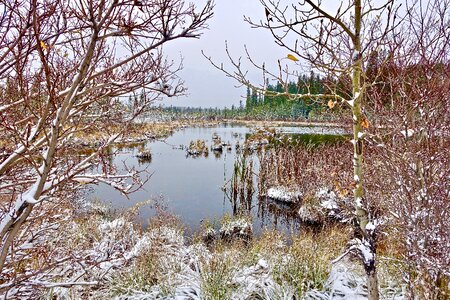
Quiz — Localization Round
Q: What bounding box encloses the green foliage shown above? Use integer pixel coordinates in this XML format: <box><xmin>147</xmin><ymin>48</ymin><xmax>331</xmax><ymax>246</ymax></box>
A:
<box><xmin>242</xmin><ymin>71</ymin><xmax>327</xmax><ymax>119</ymax></box>
<box><xmin>160</xmin><ymin>72</ymin><xmax>346</xmax><ymax>121</ymax></box>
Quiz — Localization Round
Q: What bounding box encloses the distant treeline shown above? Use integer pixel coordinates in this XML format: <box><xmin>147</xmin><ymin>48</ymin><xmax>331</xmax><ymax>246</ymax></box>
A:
<box><xmin>244</xmin><ymin>71</ymin><xmax>328</xmax><ymax>120</ymax></box>
<box><xmin>160</xmin><ymin>71</ymin><xmax>346</xmax><ymax>121</ymax></box>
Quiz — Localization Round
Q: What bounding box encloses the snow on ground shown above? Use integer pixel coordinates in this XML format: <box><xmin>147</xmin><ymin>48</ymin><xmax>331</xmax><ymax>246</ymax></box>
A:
<box><xmin>325</xmin><ymin>257</ymin><xmax>368</xmax><ymax>299</ymax></box>
<box><xmin>219</xmin><ymin>218</ymin><xmax>252</xmax><ymax>237</ymax></box>
<box><xmin>92</xmin><ymin>219</ymin><xmax>404</xmax><ymax>300</ymax></box>
<box><xmin>11</xmin><ymin>208</ymin><xmax>403</xmax><ymax>300</ymax></box>
<box><xmin>266</xmin><ymin>186</ymin><xmax>302</xmax><ymax>203</ymax></box>
<box><xmin>297</xmin><ymin>188</ymin><xmax>350</xmax><ymax>223</ymax></box>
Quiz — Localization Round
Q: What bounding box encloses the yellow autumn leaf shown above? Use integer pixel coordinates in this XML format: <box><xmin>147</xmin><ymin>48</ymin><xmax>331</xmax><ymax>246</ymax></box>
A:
<box><xmin>40</xmin><ymin>41</ymin><xmax>48</xmax><ymax>51</ymax></box>
<box><xmin>328</xmin><ymin>100</ymin><xmax>335</xmax><ymax>109</ymax></box>
<box><xmin>287</xmin><ymin>54</ymin><xmax>299</xmax><ymax>62</ymax></box>
<box><xmin>361</xmin><ymin>117</ymin><xmax>369</xmax><ymax>129</ymax></box>
<box><xmin>339</xmin><ymin>188</ymin><xmax>349</xmax><ymax>197</ymax></box>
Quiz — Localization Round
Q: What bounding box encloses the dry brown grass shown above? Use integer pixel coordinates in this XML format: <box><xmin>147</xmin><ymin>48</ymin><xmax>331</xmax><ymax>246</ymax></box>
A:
<box><xmin>270</xmin><ymin>225</ymin><xmax>350</xmax><ymax>297</ymax></box>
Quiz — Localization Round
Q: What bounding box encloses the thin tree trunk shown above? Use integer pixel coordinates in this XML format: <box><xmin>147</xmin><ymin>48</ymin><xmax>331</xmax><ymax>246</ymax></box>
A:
<box><xmin>353</xmin><ymin>1</ymin><xmax>379</xmax><ymax>299</ymax></box>
<box><xmin>368</xmin><ymin>269</ymin><xmax>380</xmax><ymax>300</ymax></box>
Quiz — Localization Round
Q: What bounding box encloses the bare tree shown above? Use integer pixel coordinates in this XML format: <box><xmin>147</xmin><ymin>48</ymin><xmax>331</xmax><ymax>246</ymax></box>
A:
<box><xmin>0</xmin><ymin>0</ymin><xmax>213</xmax><ymax>293</ymax></box>
<box><xmin>204</xmin><ymin>0</ymin><xmax>406</xmax><ymax>299</ymax></box>
<box><xmin>205</xmin><ymin>0</ymin><xmax>450</xmax><ymax>298</ymax></box>
<box><xmin>365</xmin><ymin>1</ymin><xmax>450</xmax><ymax>298</ymax></box>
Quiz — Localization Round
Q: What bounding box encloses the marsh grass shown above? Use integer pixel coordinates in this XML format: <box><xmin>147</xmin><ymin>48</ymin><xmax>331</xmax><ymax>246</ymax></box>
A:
<box><xmin>247</xmin><ymin>229</ymin><xmax>287</xmax><ymax>264</ymax></box>
<box><xmin>200</xmin><ymin>254</ymin><xmax>235</xmax><ymax>300</ymax></box>
<box><xmin>71</xmin><ymin>122</ymin><xmax>178</xmax><ymax>148</ymax></box>
<box><xmin>187</xmin><ymin>139</ymin><xmax>209</xmax><ymax>157</ymax></box>
<box><xmin>230</xmin><ymin>155</ymin><xmax>255</xmax><ymax>213</ymax></box>
<box><xmin>257</xmin><ymin>142</ymin><xmax>353</xmax><ymax>197</ymax></box>
<box><xmin>104</xmin><ymin>215</ymin><xmax>355</xmax><ymax>299</ymax></box>
<box><xmin>272</xmin><ymin>225</ymin><xmax>350</xmax><ymax>297</ymax></box>
<box><xmin>110</xmin><ymin>249</ymin><xmax>161</xmax><ymax>295</ymax></box>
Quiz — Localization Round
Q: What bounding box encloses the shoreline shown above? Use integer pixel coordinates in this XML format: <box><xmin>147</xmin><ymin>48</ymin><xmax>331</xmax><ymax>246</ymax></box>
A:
<box><xmin>222</xmin><ymin>118</ymin><xmax>348</xmax><ymax>128</ymax></box>
<box><xmin>69</xmin><ymin>118</ymin><xmax>348</xmax><ymax>149</ymax></box>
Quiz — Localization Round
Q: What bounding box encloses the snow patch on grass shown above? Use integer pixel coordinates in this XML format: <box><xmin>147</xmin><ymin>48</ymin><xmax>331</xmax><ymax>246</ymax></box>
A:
<box><xmin>326</xmin><ymin>257</ymin><xmax>368</xmax><ymax>299</ymax></box>
<box><xmin>220</xmin><ymin>218</ymin><xmax>252</xmax><ymax>237</ymax></box>
<box><xmin>266</xmin><ymin>186</ymin><xmax>302</xmax><ymax>203</ymax></box>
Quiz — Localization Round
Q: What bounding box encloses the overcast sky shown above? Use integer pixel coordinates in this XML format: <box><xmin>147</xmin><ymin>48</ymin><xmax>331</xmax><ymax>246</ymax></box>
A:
<box><xmin>160</xmin><ymin>0</ymin><xmax>399</xmax><ymax>108</ymax></box>
<box><xmin>162</xmin><ymin>0</ymin><xmax>289</xmax><ymax>108</ymax></box>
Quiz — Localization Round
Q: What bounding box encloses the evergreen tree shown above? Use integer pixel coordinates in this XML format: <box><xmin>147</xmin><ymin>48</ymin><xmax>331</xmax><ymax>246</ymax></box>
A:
<box><xmin>245</xmin><ymin>86</ymin><xmax>251</xmax><ymax>109</ymax></box>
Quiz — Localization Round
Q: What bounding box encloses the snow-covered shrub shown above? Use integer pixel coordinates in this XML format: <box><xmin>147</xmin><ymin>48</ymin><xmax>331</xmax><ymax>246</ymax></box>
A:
<box><xmin>219</xmin><ymin>216</ymin><xmax>253</xmax><ymax>242</ymax></box>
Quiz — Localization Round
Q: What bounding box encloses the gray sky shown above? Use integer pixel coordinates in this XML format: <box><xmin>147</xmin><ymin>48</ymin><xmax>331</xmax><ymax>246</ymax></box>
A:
<box><xmin>160</xmin><ymin>0</ymin><xmax>397</xmax><ymax>108</ymax></box>
<box><xmin>163</xmin><ymin>0</ymin><xmax>287</xmax><ymax>108</ymax></box>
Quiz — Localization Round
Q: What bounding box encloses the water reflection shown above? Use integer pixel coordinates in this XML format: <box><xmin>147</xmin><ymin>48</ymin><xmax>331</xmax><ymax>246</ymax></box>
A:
<box><xmin>89</xmin><ymin>123</ymin><xmax>348</xmax><ymax>234</ymax></box>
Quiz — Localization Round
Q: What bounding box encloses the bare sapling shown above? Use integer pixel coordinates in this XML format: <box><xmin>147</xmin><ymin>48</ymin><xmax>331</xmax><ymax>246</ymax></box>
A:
<box><xmin>0</xmin><ymin>0</ymin><xmax>213</xmax><ymax>295</ymax></box>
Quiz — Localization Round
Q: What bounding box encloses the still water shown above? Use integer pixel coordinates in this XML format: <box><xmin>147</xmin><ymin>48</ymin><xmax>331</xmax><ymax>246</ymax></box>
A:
<box><xmin>89</xmin><ymin>123</ymin><xmax>347</xmax><ymax>234</ymax></box>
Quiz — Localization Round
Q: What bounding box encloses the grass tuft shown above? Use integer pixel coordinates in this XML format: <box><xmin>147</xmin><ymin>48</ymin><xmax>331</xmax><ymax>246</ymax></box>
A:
<box><xmin>272</xmin><ymin>225</ymin><xmax>349</xmax><ymax>297</ymax></box>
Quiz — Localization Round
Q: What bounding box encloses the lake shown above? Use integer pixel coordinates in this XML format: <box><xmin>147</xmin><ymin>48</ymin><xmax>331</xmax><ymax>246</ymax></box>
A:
<box><xmin>89</xmin><ymin>123</ymin><xmax>348</xmax><ymax>235</ymax></box>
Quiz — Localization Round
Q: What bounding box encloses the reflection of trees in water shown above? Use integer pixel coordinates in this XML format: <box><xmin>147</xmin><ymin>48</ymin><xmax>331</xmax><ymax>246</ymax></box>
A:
<box><xmin>212</xmin><ymin>150</ymin><xmax>222</xmax><ymax>159</ymax></box>
<box><xmin>257</xmin><ymin>196</ymin><xmax>302</xmax><ymax>231</ymax></box>
<box><xmin>228</xmin><ymin>154</ymin><xmax>255</xmax><ymax>215</ymax></box>
<box><xmin>115</xmin><ymin>141</ymin><xmax>146</xmax><ymax>152</ymax></box>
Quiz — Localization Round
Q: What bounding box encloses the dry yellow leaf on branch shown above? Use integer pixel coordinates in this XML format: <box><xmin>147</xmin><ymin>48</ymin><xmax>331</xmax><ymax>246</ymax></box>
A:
<box><xmin>40</xmin><ymin>41</ymin><xmax>48</xmax><ymax>51</ymax></box>
<box><xmin>287</xmin><ymin>54</ymin><xmax>299</xmax><ymax>62</ymax></box>
<box><xmin>339</xmin><ymin>188</ymin><xmax>349</xmax><ymax>197</ymax></box>
<box><xmin>361</xmin><ymin>117</ymin><xmax>369</xmax><ymax>128</ymax></box>
<box><xmin>328</xmin><ymin>100</ymin><xmax>335</xmax><ymax>109</ymax></box>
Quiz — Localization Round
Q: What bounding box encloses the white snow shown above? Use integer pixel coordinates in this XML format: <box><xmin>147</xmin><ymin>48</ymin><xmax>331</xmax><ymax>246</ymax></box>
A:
<box><xmin>257</xmin><ymin>258</ymin><xmax>268</xmax><ymax>269</ymax></box>
<box><xmin>316</xmin><ymin>188</ymin><xmax>339</xmax><ymax>210</ymax></box>
<box><xmin>346</xmin><ymin>92</ymin><xmax>359</xmax><ymax>107</ymax></box>
<box><xmin>326</xmin><ymin>257</ymin><xmax>368</xmax><ymax>299</ymax></box>
<box><xmin>357</xmin><ymin>239</ymin><xmax>374</xmax><ymax>265</ymax></box>
<box><xmin>356</xmin><ymin>197</ymin><xmax>363</xmax><ymax>208</ymax></box>
<box><xmin>400</xmin><ymin>129</ymin><xmax>414</xmax><ymax>138</ymax></box>
<box><xmin>365</xmin><ymin>221</ymin><xmax>376</xmax><ymax>231</ymax></box>
<box><xmin>14</xmin><ymin>213</ymin><xmax>405</xmax><ymax>300</ymax></box>
<box><xmin>220</xmin><ymin>218</ymin><xmax>252</xmax><ymax>236</ymax></box>
<box><xmin>321</xmin><ymin>198</ymin><xmax>339</xmax><ymax>211</ymax></box>
<box><xmin>73</xmin><ymin>177</ymin><xmax>96</xmax><ymax>184</ymax></box>
<box><xmin>266</xmin><ymin>186</ymin><xmax>302</xmax><ymax>203</ymax></box>
<box><xmin>260</xmin><ymin>138</ymin><xmax>269</xmax><ymax>145</ymax></box>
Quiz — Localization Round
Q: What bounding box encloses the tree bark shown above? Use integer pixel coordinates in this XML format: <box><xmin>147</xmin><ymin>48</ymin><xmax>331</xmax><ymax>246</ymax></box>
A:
<box><xmin>353</xmin><ymin>1</ymin><xmax>379</xmax><ymax>299</ymax></box>
<box><xmin>367</xmin><ymin>268</ymin><xmax>380</xmax><ymax>300</ymax></box>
